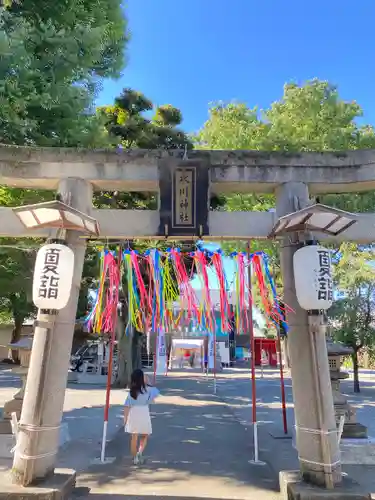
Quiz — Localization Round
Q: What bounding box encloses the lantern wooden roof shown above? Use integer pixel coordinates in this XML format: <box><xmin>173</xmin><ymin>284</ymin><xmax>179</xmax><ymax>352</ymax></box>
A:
<box><xmin>268</xmin><ymin>203</ymin><xmax>359</xmax><ymax>238</ymax></box>
<box><xmin>12</xmin><ymin>200</ymin><xmax>100</xmax><ymax>236</ymax></box>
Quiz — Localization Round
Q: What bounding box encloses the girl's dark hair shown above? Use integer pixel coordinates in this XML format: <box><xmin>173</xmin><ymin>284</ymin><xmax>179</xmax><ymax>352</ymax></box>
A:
<box><xmin>130</xmin><ymin>369</ymin><xmax>146</xmax><ymax>399</ymax></box>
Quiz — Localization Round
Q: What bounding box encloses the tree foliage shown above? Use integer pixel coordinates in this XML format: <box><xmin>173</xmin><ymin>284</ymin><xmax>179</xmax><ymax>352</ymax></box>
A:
<box><xmin>94</xmin><ymin>89</ymin><xmax>191</xmax><ymax>211</ymax></box>
<box><xmin>0</xmin><ymin>186</ymin><xmax>51</xmax><ymax>351</ymax></box>
<box><xmin>197</xmin><ymin>80</ymin><xmax>375</xmax><ymax>218</ymax></box>
<box><xmin>196</xmin><ymin>79</ymin><xmax>375</xmax><ymax>215</ymax></box>
<box><xmin>0</xmin><ymin>0</ymin><xmax>128</xmax><ymax>146</ymax></box>
<box><xmin>329</xmin><ymin>244</ymin><xmax>375</xmax><ymax>392</ymax></box>
<box><xmin>197</xmin><ymin>80</ymin><xmax>375</xmax><ymax>153</ymax></box>
<box><xmin>98</xmin><ymin>88</ymin><xmax>193</xmax><ymax>150</ymax></box>
<box><xmin>196</xmin><ymin>79</ymin><xmax>375</xmax><ymax>324</ymax></box>
<box><xmin>94</xmin><ymin>89</ymin><xmax>193</xmax><ymax>386</ymax></box>
<box><xmin>0</xmin><ymin>0</ymin><xmax>128</xmax><ymax>345</ymax></box>
<box><xmin>0</xmin><ymin>240</ymin><xmax>37</xmax><ymax>360</ymax></box>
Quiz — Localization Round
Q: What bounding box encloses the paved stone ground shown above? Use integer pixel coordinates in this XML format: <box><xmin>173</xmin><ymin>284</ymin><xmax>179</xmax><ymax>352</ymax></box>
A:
<box><xmin>214</xmin><ymin>368</ymin><xmax>375</xmax><ymax>498</ymax></box>
<box><xmin>2</xmin><ymin>366</ymin><xmax>375</xmax><ymax>498</ymax></box>
<box><xmin>341</xmin><ymin>375</ymin><xmax>375</xmax><ymax>439</ymax></box>
<box><xmin>72</xmin><ymin>373</ymin><xmax>281</xmax><ymax>499</ymax></box>
<box><xmin>57</xmin><ymin>385</ymin><xmax>125</xmax><ymax>473</ymax></box>
<box><xmin>0</xmin><ymin>366</ymin><xmax>126</xmax><ymax>473</ymax></box>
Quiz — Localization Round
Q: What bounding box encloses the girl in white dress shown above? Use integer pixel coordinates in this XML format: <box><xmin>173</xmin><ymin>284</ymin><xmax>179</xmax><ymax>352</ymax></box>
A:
<box><xmin>124</xmin><ymin>369</ymin><xmax>159</xmax><ymax>465</ymax></box>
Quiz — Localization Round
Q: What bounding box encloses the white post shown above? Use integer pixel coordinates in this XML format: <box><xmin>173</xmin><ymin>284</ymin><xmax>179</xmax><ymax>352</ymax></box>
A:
<box><xmin>337</xmin><ymin>415</ymin><xmax>345</xmax><ymax>445</ymax></box>
<box><xmin>254</xmin><ymin>421</ymin><xmax>259</xmax><ymax>462</ymax></box>
<box><xmin>11</xmin><ymin>412</ymin><xmax>18</xmax><ymax>439</ymax></box>
<box><xmin>100</xmin><ymin>421</ymin><xmax>108</xmax><ymax>463</ymax></box>
<box><xmin>248</xmin><ymin>421</ymin><xmax>266</xmax><ymax>466</ymax></box>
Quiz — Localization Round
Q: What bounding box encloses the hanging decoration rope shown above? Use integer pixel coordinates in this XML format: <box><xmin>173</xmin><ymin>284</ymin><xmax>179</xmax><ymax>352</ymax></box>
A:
<box><xmin>84</xmin><ymin>247</ymin><xmax>290</xmax><ymax>337</ymax></box>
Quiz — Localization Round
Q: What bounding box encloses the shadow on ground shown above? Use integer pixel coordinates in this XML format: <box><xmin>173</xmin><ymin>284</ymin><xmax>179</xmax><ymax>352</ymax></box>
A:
<box><xmin>73</xmin><ymin>490</ymin><xmax>247</xmax><ymax>500</ymax></box>
<box><xmin>73</xmin><ymin>376</ymin><xmax>280</xmax><ymax>498</ymax></box>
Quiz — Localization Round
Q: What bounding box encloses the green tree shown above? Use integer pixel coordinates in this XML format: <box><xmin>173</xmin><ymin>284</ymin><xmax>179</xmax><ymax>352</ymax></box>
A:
<box><xmin>195</xmin><ymin>79</ymin><xmax>375</xmax><ymax>326</ymax></box>
<box><xmin>0</xmin><ymin>241</ymin><xmax>36</xmax><ymax>360</ymax></box>
<box><xmin>0</xmin><ymin>0</ymin><xmax>128</xmax><ymax>146</ymax></box>
<box><xmin>263</xmin><ymin>80</ymin><xmax>375</xmax><ymax>152</ymax></box>
<box><xmin>98</xmin><ymin>88</ymin><xmax>193</xmax><ymax>150</ymax></box>
<box><xmin>196</xmin><ymin>102</ymin><xmax>268</xmax><ymax>150</ymax></box>
<box><xmin>196</xmin><ymin>83</ymin><xmax>375</xmax><ymax>250</ymax></box>
<box><xmin>0</xmin><ymin>187</ymin><xmax>51</xmax><ymax>355</ymax></box>
<box><xmin>95</xmin><ymin>88</ymin><xmax>192</xmax><ymax>212</ymax></box>
<box><xmin>110</xmin><ymin>240</ymin><xmax>195</xmax><ymax>388</ymax></box>
<box><xmin>95</xmin><ymin>89</ymin><xmax>193</xmax><ymax>387</ymax></box>
<box><xmin>0</xmin><ymin>0</ymin><xmax>128</xmax><ymax>348</ymax></box>
<box><xmin>329</xmin><ymin>244</ymin><xmax>375</xmax><ymax>392</ymax></box>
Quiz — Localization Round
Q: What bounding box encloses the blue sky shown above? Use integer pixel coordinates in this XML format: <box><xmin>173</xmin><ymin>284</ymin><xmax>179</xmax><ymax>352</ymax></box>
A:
<box><xmin>97</xmin><ymin>0</ymin><xmax>375</xmax><ymax>133</ymax></box>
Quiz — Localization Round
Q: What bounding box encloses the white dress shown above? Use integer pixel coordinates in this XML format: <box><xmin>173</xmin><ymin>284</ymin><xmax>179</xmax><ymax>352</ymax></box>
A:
<box><xmin>124</xmin><ymin>387</ymin><xmax>159</xmax><ymax>435</ymax></box>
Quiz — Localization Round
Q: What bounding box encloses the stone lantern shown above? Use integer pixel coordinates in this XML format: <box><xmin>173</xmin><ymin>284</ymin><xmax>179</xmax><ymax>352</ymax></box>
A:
<box><xmin>0</xmin><ymin>337</ymin><xmax>33</xmax><ymax>433</ymax></box>
<box><xmin>326</xmin><ymin>337</ymin><xmax>367</xmax><ymax>439</ymax></box>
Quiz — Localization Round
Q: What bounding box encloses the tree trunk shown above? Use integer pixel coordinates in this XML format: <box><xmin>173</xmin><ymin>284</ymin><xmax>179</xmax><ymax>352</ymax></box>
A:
<box><xmin>132</xmin><ymin>331</ymin><xmax>142</xmax><ymax>371</ymax></box>
<box><xmin>113</xmin><ymin>308</ymin><xmax>133</xmax><ymax>388</ymax></box>
<box><xmin>352</xmin><ymin>350</ymin><xmax>360</xmax><ymax>393</ymax></box>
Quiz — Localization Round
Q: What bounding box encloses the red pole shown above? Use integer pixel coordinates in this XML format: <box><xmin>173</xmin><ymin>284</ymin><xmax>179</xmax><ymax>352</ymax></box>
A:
<box><xmin>247</xmin><ymin>242</ymin><xmax>257</xmax><ymax>425</ymax></box>
<box><xmin>104</xmin><ymin>252</ymin><xmax>121</xmax><ymax>422</ymax></box>
<box><xmin>277</xmin><ymin>327</ymin><xmax>288</xmax><ymax>434</ymax></box>
<box><xmin>103</xmin><ymin>321</ymin><xmax>116</xmax><ymax>423</ymax></box>
<box><xmin>101</xmin><ymin>249</ymin><xmax>122</xmax><ymax>462</ymax></box>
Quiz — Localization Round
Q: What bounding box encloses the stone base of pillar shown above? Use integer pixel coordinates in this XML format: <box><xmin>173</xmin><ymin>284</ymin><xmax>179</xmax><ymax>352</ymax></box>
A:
<box><xmin>3</xmin><ymin>397</ymin><xmax>23</xmax><ymax>421</ymax></box>
<box><xmin>0</xmin><ymin>413</ymin><xmax>12</xmax><ymax>434</ymax></box>
<box><xmin>334</xmin><ymin>401</ymin><xmax>368</xmax><ymax>439</ymax></box>
<box><xmin>342</xmin><ymin>423</ymin><xmax>368</xmax><ymax>440</ymax></box>
<box><xmin>0</xmin><ymin>468</ymin><xmax>76</xmax><ymax>499</ymax></box>
<box><xmin>0</xmin><ymin>397</ymin><xmax>22</xmax><ymax>437</ymax></box>
<box><xmin>327</xmin><ymin>340</ymin><xmax>368</xmax><ymax>440</ymax></box>
<box><xmin>0</xmin><ymin>409</ymin><xmax>16</xmax><ymax>461</ymax></box>
<box><xmin>0</xmin><ymin>339</ymin><xmax>33</xmax><ymax>438</ymax></box>
<box><xmin>280</xmin><ymin>470</ymin><xmax>371</xmax><ymax>500</ymax></box>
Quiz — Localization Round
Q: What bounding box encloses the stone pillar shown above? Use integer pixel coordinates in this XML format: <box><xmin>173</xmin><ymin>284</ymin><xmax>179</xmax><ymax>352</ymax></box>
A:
<box><xmin>276</xmin><ymin>182</ymin><xmax>341</xmax><ymax>488</ymax></box>
<box><xmin>12</xmin><ymin>178</ymin><xmax>92</xmax><ymax>485</ymax></box>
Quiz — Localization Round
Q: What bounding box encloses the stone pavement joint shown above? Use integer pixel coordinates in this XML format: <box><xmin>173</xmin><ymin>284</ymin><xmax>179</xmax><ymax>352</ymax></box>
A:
<box><xmin>72</xmin><ymin>374</ymin><xmax>281</xmax><ymax>499</ymax></box>
<box><xmin>0</xmin><ymin>468</ymin><xmax>75</xmax><ymax>500</ymax></box>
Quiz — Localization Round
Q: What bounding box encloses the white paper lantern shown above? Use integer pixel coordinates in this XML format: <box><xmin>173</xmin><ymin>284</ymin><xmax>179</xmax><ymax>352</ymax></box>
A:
<box><xmin>293</xmin><ymin>245</ymin><xmax>333</xmax><ymax>311</ymax></box>
<box><xmin>33</xmin><ymin>243</ymin><xmax>75</xmax><ymax>310</ymax></box>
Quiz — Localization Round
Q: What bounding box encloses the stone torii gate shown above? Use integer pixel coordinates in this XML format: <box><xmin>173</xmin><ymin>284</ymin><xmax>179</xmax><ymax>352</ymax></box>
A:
<box><xmin>0</xmin><ymin>145</ymin><xmax>374</xmax><ymax>497</ymax></box>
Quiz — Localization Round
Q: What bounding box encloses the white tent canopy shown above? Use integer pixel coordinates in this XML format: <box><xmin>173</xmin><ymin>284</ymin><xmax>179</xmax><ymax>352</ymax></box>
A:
<box><xmin>171</xmin><ymin>338</ymin><xmax>203</xmax><ymax>349</ymax></box>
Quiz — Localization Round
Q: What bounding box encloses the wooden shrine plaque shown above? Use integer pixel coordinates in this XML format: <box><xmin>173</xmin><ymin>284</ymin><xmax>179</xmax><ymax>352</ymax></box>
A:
<box><xmin>158</xmin><ymin>161</ymin><xmax>209</xmax><ymax>238</ymax></box>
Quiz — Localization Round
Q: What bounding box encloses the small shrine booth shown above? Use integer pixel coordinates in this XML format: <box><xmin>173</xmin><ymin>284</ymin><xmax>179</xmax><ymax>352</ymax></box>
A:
<box><xmin>254</xmin><ymin>338</ymin><xmax>277</xmax><ymax>367</ymax></box>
